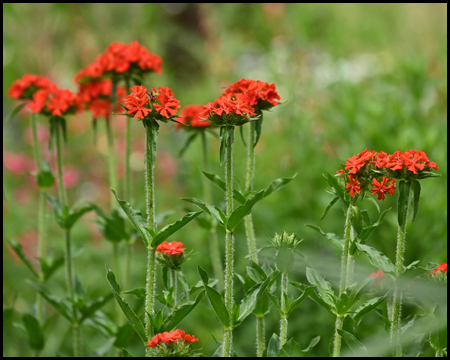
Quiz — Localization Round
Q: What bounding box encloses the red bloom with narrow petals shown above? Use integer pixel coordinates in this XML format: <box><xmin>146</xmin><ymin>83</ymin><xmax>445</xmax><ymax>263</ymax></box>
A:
<box><xmin>176</xmin><ymin>105</ymin><xmax>210</xmax><ymax>130</ymax></box>
<box><xmin>156</xmin><ymin>241</ymin><xmax>186</xmax><ymax>255</ymax></box>
<box><xmin>371</xmin><ymin>177</ymin><xmax>396</xmax><ymax>200</ymax></box>
<box><xmin>431</xmin><ymin>263</ymin><xmax>447</xmax><ymax>275</ymax></box>
<box><xmin>146</xmin><ymin>329</ymin><xmax>198</xmax><ymax>348</ymax></box>
<box><xmin>223</xmin><ymin>79</ymin><xmax>281</xmax><ymax>111</ymax></box>
<box><xmin>345</xmin><ymin>175</ymin><xmax>360</xmax><ymax>197</ymax></box>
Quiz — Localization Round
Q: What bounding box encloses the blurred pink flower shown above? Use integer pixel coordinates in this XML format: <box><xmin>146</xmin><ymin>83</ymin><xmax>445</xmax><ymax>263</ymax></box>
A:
<box><xmin>24</xmin><ymin>124</ymin><xmax>49</xmax><ymax>145</ymax></box>
<box><xmin>8</xmin><ymin>231</ymin><xmax>38</xmax><ymax>265</ymax></box>
<box><xmin>14</xmin><ymin>187</ymin><xmax>32</xmax><ymax>204</ymax></box>
<box><xmin>3</xmin><ymin>150</ymin><xmax>34</xmax><ymax>175</ymax></box>
<box><xmin>54</xmin><ymin>165</ymin><xmax>81</xmax><ymax>189</ymax></box>
<box><xmin>157</xmin><ymin>151</ymin><xmax>178</xmax><ymax>182</ymax></box>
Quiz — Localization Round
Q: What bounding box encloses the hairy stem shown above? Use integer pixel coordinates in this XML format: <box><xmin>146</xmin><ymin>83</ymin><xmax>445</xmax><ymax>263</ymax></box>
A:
<box><xmin>223</xmin><ymin>126</ymin><xmax>235</xmax><ymax>357</ymax></box>
<box><xmin>256</xmin><ymin>316</ymin><xmax>265</xmax><ymax>357</ymax></box>
<box><xmin>391</xmin><ymin>183</ymin><xmax>412</xmax><ymax>357</ymax></box>
<box><xmin>169</xmin><ymin>269</ymin><xmax>178</xmax><ymax>309</ymax></box>
<box><xmin>280</xmin><ymin>272</ymin><xmax>289</xmax><ymax>345</ymax></box>
<box><xmin>201</xmin><ymin>130</ymin><xmax>224</xmax><ymax>291</ymax></box>
<box><xmin>144</xmin><ymin>121</ymin><xmax>157</xmax><ymax>357</ymax></box>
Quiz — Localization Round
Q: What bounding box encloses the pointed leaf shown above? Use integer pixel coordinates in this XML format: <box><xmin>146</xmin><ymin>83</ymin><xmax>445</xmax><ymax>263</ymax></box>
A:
<box><xmin>23</xmin><ymin>313</ymin><xmax>45</xmax><ymax>350</ymax></box>
<box><xmin>288</xmin><ymin>286</ymin><xmax>316</xmax><ymax>316</ymax></box>
<box><xmin>112</xmin><ymin>189</ymin><xmax>150</xmax><ymax>247</ymax></box>
<box><xmin>178</xmin><ymin>132</ymin><xmax>198</xmax><ymax>158</ymax></box>
<box><xmin>123</xmin><ymin>288</ymin><xmax>146</xmax><ymax>299</ymax></box>
<box><xmin>305</xmin><ymin>268</ymin><xmax>336</xmax><ymax>309</ymax></box>
<box><xmin>65</xmin><ymin>204</ymin><xmax>93</xmax><ymax>230</ymax></box>
<box><xmin>337</xmin><ymin>329</ymin><xmax>367</xmax><ymax>356</ymax></box>
<box><xmin>7</xmin><ymin>239</ymin><xmax>39</xmax><ymax>278</ymax></box>
<box><xmin>352</xmin><ymin>295</ymin><xmax>386</xmax><ymax>322</ymax></box>
<box><xmin>359</xmin><ymin>208</ymin><xmax>391</xmax><ymax>242</ymax></box>
<box><xmin>161</xmin><ymin>291</ymin><xmax>205</xmax><ymax>332</ymax></box>
<box><xmin>325</xmin><ymin>172</ymin><xmax>348</xmax><ymax>209</ymax></box>
<box><xmin>79</xmin><ymin>294</ymin><xmax>114</xmax><ymax>323</ymax></box>
<box><xmin>253</xmin><ymin>111</ymin><xmax>263</xmax><ymax>148</ymax></box>
<box><xmin>302</xmin><ymin>336</ymin><xmax>321</xmax><ymax>356</ymax></box>
<box><xmin>262</xmin><ymin>174</ymin><xmax>297</xmax><ymax>200</ymax></box>
<box><xmin>227</xmin><ymin>190</ymin><xmax>265</xmax><ymax>231</ymax></box>
<box><xmin>106</xmin><ymin>266</ymin><xmax>147</xmax><ymax>344</ymax></box>
<box><xmin>181</xmin><ymin>197</ymin><xmax>225</xmax><ymax>226</ymax></box>
<box><xmin>4</xmin><ymin>102</ymin><xmax>27</xmax><ymax>126</ymax></box>
<box><xmin>267</xmin><ymin>333</ymin><xmax>282</xmax><ymax>357</ymax></box>
<box><xmin>305</xmin><ymin>224</ymin><xmax>344</xmax><ymax>249</ymax></box>
<box><xmin>27</xmin><ymin>281</ymin><xmax>72</xmax><ymax>322</ymax></box>
<box><xmin>201</xmin><ymin>170</ymin><xmax>246</xmax><ymax>204</ymax></box>
<box><xmin>356</xmin><ymin>243</ymin><xmax>396</xmax><ymax>274</ymax></box>
<box><xmin>92</xmin><ymin>205</ymin><xmax>129</xmax><ymax>243</ymax></box>
<box><xmin>321</xmin><ymin>196</ymin><xmax>339</xmax><ymax>220</ymax></box>
<box><xmin>397</xmin><ymin>180</ymin><xmax>411</xmax><ymax>227</ymax></box>
<box><xmin>239</xmin><ymin>124</ymin><xmax>246</xmax><ymax>146</ymax></box>
<box><xmin>411</xmin><ymin>180</ymin><xmax>421</xmax><ymax>222</ymax></box>
<box><xmin>38</xmin><ymin>256</ymin><xmax>64</xmax><ymax>281</ymax></box>
<box><xmin>121</xmin><ymin>348</ymin><xmax>133</xmax><ymax>357</ymax></box>
<box><xmin>198</xmin><ymin>266</ymin><xmax>230</xmax><ymax>328</ymax></box>
<box><xmin>151</xmin><ymin>211</ymin><xmax>202</xmax><ymax>248</ymax></box>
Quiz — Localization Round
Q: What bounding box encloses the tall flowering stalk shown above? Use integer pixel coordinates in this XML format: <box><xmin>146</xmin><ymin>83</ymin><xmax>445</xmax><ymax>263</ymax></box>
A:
<box><xmin>75</xmin><ymin>42</ymin><xmax>163</xmax><ymax>294</ymax></box>
<box><xmin>222</xmin><ymin>79</ymin><xmax>281</xmax><ymax>356</ymax></box>
<box><xmin>176</xmin><ymin>105</ymin><xmax>224</xmax><ymax>290</ymax></box>
<box><xmin>7</xmin><ymin>74</ymin><xmax>58</xmax><ymax>325</ymax></box>
<box><xmin>201</xmin><ymin>95</ymin><xmax>257</xmax><ymax>357</ymax></box>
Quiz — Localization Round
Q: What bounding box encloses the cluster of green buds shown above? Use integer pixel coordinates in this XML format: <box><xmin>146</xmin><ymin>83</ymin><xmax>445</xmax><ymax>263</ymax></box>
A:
<box><xmin>270</xmin><ymin>232</ymin><xmax>302</xmax><ymax>273</ymax></box>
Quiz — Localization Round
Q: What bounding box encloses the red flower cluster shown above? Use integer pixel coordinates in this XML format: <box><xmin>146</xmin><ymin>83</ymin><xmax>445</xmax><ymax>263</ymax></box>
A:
<box><xmin>430</xmin><ymin>263</ymin><xmax>447</xmax><ymax>276</ymax></box>
<box><xmin>156</xmin><ymin>241</ymin><xmax>186</xmax><ymax>255</ymax></box>
<box><xmin>146</xmin><ymin>329</ymin><xmax>198</xmax><ymax>348</ymax></box>
<box><xmin>371</xmin><ymin>177</ymin><xmax>396</xmax><ymax>200</ymax></box>
<box><xmin>201</xmin><ymin>95</ymin><xmax>257</xmax><ymax>126</ymax></box>
<box><xmin>77</xmin><ymin>80</ymin><xmax>127</xmax><ymax>120</ymax></box>
<box><xmin>123</xmin><ymin>85</ymin><xmax>180</xmax><ymax>120</ymax></box>
<box><xmin>176</xmin><ymin>105</ymin><xmax>210</xmax><ymax>130</ymax></box>
<box><xmin>74</xmin><ymin>41</ymin><xmax>162</xmax><ymax>84</ymax></box>
<box><xmin>29</xmin><ymin>88</ymin><xmax>80</xmax><ymax>117</ymax></box>
<box><xmin>8</xmin><ymin>74</ymin><xmax>57</xmax><ymax>100</ymax></box>
<box><xmin>338</xmin><ymin>148</ymin><xmax>438</xmax><ymax>199</ymax></box>
<box><xmin>222</xmin><ymin>78</ymin><xmax>281</xmax><ymax>111</ymax></box>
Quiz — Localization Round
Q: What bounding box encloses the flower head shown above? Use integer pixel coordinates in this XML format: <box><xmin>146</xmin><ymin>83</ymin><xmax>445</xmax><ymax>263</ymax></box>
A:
<box><xmin>156</xmin><ymin>241</ymin><xmax>188</xmax><ymax>270</ymax></box>
<box><xmin>176</xmin><ymin>105</ymin><xmax>211</xmax><ymax>130</ymax></box>
<box><xmin>369</xmin><ymin>269</ymin><xmax>386</xmax><ymax>288</ymax></box>
<box><xmin>156</xmin><ymin>241</ymin><xmax>186</xmax><ymax>255</ymax></box>
<box><xmin>8</xmin><ymin>74</ymin><xmax>57</xmax><ymax>100</ymax></box>
<box><xmin>146</xmin><ymin>329</ymin><xmax>199</xmax><ymax>357</ymax></box>
<box><xmin>222</xmin><ymin>79</ymin><xmax>281</xmax><ymax>111</ymax></box>
<box><xmin>371</xmin><ymin>177</ymin><xmax>396</xmax><ymax>200</ymax></box>
<box><xmin>201</xmin><ymin>95</ymin><xmax>256</xmax><ymax>126</ymax></box>
<box><xmin>28</xmin><ymin>88</ymin><xmax>80</xmax><ymax>117</ymax></box>
<box><xmin>345</xmin><ymin>175</ymin><xmax>361</xmax><ymax>197</ymax></box>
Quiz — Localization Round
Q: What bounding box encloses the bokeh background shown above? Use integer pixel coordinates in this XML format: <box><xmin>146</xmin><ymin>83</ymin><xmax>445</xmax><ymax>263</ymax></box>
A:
<box><xmin>3</xmin><ymin>3</ymin><xmax>447</xmax><ymax>357</ymax></box>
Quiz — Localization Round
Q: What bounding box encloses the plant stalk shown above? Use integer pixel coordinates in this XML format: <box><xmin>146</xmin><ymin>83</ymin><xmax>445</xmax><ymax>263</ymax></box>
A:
<box><xmin>201</xmin><ymin>129</ymin><xmax>224</xmax><ymax>291</ymax></box>
<box><xmin>256</xmin><ymin>316</ymin><xmax>265</xmax><ymax>357</ymax></box>
<box><xmin>144</xmin><ymin>121</ymin><xmax>157</xmax><ymax>357</ymax></box>
<box><xmin>280</xmin><ymin>272</ymin><xmax>289</xmax><ymax>345</ymax></box>
<box><xmin>391</xmin><ymin>183</ymin><xmax>412</xmax><ymax>357</ymax></box>
<box><xmin>169</xmin><ymin>269</ymin><xmax>178</xmax><ymax>309</ymax></box>
<box><xmin>223</xmin><ymin>126</ymin><xmax>235</xmax><ymax>357</ymax></box>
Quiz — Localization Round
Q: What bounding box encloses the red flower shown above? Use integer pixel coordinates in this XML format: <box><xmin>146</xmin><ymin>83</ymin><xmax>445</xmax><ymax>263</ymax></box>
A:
<box><xmin>176</xmin><ymin>105</ymin><xmax>210</xmax><ymax>130</ymax></box>
<box><xmin>156</xmin><ymin>241</ymin><xmax>186</xmax><ymax>255</ymax></box>
<box><xmin>146</xmin><ymin>329</ymin><xmax>198</xmax><ymax>348</ymax></box>
<box><xmin>431</xmin><ymin>263</ymin><xmax>447</xmax><ymax>275</ymax></box>
<box><xmin>345</xmin><ymin>149</ymin><xmax>376</xmax><ymax>174</ymax></box>
<box><xmin>153</xmin><ymin>87</ymin><xmax>181</xmax><ymax>118</ymax></box>
<box><xmin>371</xmin><ymin>177</ymin><xmax>396</xmax><ymax>200</ymax></box>
<box><xmin>8</xmin><ymin>74</ymin><xmax>57</xmax><ymax>99</ymax></box>
<box><xmin>29</xmin><ymin>89</ymin><xmax>51</xmax><ymax>113</ymax></box>
<box><xmin>345</xmin><ymin>175</ymin><xmax>360</xmax><ymax>197</ymax></box>
<box><xmin>369</xmin><ymin>269</ymin><xmax>386</xmax><ymax>286</ymax></box>
<box><xmin>222</xmin><ymin>79</ymin><xmax>281</xmax><ymax>110</ymax></box>
<box><xmin>47</xmin><ymin>89</ymin><xmax>79</xmax><ymax>117</ymax></box>
<box><xmin>202</xmin><ymin>95</ymin><xmax>256</xmax><ymax>124</ymax></box>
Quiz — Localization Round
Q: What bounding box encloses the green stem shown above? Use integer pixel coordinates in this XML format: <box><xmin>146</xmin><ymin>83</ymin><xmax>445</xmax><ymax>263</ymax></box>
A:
<box><xmin>169</xmin><ymin>269</ymin><xmax>178</xmax><ymax>309</ymax></box>
<box><xmin>391</xmin><ymin>183</ymin><xmax>412</xmax><ymax>357</ymax></box>
<box><xmin>256</xmin><ymin>316</ymin><xmax>265</xmax><ymax>357</ymax></box>
<box><xmin>144</xmin><ymin>121</ymin><xmax>157</xmax><ymax>357</ymax></box>
<box><xmin>55</xmin><ymin>119</ymin><xmax>67</xmax><ymax>208</ymax></box>
<box><xmin>223</xmin><ymin>126</ymin><xmax>235</xmax><ymax>358</ymax></box>
<box><xmin>31</xmin><ymin>113</ymin><xmax>47</xmax><ymax>323</ymax></box>
<box><xmin>244</xmin><ymin>121</ymin><xmax>258</xmax><ymax>263</ymax></box>
<box><xmin>201</xmin><ymin>130</ymin><xmax>224</xmax><ymax>291</ymax></box>
<box><xmin>105</xmin><ymin>119</ymin><xmax>118</xmax><ymax>208</ymax></box>
<box><xmin>333</xmin><ymin>200</ymin><xmax>355</xmax><ymax>357</ymax></box>
<box><xmin>280</xmin><ymin>272</ymin><xmax>289</xmax><ymax>345</ymax></box>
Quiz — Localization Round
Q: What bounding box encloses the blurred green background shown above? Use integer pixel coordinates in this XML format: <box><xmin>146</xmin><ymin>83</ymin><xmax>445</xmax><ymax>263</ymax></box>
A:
<box><xmin>3</xmin><ymin>3</ymin><xmax>447</xmax><ymax>357</ymax></box>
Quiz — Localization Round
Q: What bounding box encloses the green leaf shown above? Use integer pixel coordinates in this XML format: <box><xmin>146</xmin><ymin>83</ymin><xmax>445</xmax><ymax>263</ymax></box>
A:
<box><xmin>178</xmin><ymin>132</ymin><xmax>198</xmax><ymax>158</ymax></box>
<box><xmin>305</xmin><ymin>225</ymin><xmax>343</xmax><ymax>249</ymax></box>
<box><xmin>411</xmin><ymin>180</ymin><xmax>421</xmax><ymax>222</ymax></box>
<box><xmin>337</xmin><ymin>329</ymin><xmax>367</xmax><ymax>356</ymax></box>
<box><xmin>160</xmin><ymin>291</ymin><xmax>205</xmax><ymax>332</ymax></box>
<box><xmin>321</xmin><ymin>196</ymin><xmax>339</xmax><ymax>220</ymax></box>
<box><xmin>198</xmin><ymin>266</ymin><xmax>230</xmax><ymax>329</ymax></box>
<box><xmin>262</xmin><ymin>174</ymin><xmax>297</xmax><ymax>200</ymax></box>
<box><xmin>325</xmin><ymin>172</ymin><xmax>348</xmax><ymax>210</ymax></box>
<box><xmin>267</xmin><ymin>333</ymin><xmax>282</xmax><ymax>357</ymax></box>
<box><xmin>112</xmin><ymin>190</ymin><xmax>151</xmax><ymax>248</ymax></box>
<box><xmin>201</xmin><ymin>170</ymin><xmax>246</xmax><ymax>204</ymax></box>
<box><xmin>398</xmin><ymin>180</ymin><xmax>412</xmax><ymax>227</ymax></box>
<box><xmin>235</xmin><ymin>270</ymin><xmax>280</xmax><ymax>327</ymax></box>
<box><xmin>239</xmin><ymin>124</ymin><xmax>246</xmax><ymax>147</ymax></box>
<box><xmin>355</xmin><ymin>243</ymin><xmax>396</xmax><ymax>274</ymax></box>
<box><xmin>123</xmin><ymin>288</ymin><xmax>146</xmax><ymax>299</ymax></box>
<box><xmin>219</xmin><ymin>126</ymin><xmax>227</xmax><ymax>166</ymax></box>
<box><xmin>7</xmin><ymin>239</ymin><xmax>39</xmax><ymax>278</ymax></box>
<box><xmin>151</xmin><ymin>211</ymin><xmax>202</xmax><ymax>248</ymax></box>
<box><xmin>38</xmin><ymin>256</ymin><xmax>64</xmax><ymax>281</ymax></box>
<box><xmin>4</xmin><ymin>102</ymin><xmax>27</xmax><ymax>126</ymax></box>
<box><xmin>121</xmin><ymin>348</ymin><xmax>133</xmax><ymax>357</ymax></box>
<box><xmin>92</xmin><ymin>205</ymin><xmax>129</xmax><ymax>243</ymax></box>
<box><xmin>65</xmin><ymin>204</ymin><xmax>93</xmax><ymax>230</ymax></box>
<box><xmin>22</xmin><ymin>313</ymin><xmax>45</xmax><ymax>350</ymax></box>
<box><xmin>27</xmin><ymin>281</ymin><xmax>72</xmax><ymax>322</ymax></box>
<box><xmin>359</xmin><ymin>208</ymin><xmax>391</xmax><ymax>243</ymax></box>
<box><xmin>305</xmin><ymin>268</ymin><xmax>336</xmax><ymax>309</ymax></box>
<box><xmin>227</xmin><ymin>190</ymin><xmax>265</xmax><ymax>231</ymax></box>
<box><xmin>105</xmin><ymin>266</ymin><xmax>147</xmax><ymax>344</ymax></box>
<box><xmin>181</xmin><ymin>197</ymin><xmax>225</xmax><ymax>226</ymax></box>
<box><xmin>253</xmin><ymin>111</ymin><xmax>263</xmax><ymax>148</ymax></box>
<box><xmin>287</xmin><ymin>286</ymin><xmax>316</xmax><ymax>316</ymax></box>
<box><xmin>79</xmin><ymin>294</ymin><xmax>114</xmax><ymax>323</ymax></box>
<box><xmin>302</xmin><ymin>336</ymin><xmax>321</xmax><ymax>356</ymax></box>
<box><xmin>36</xmin><ymin>161</ymin><xmax>55</xmax><ymax>188</ymax></box>
<box><xmin>352</xmin><ymin>296</ymin><xmax>386</xmax><ymax>322</ymax></box>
